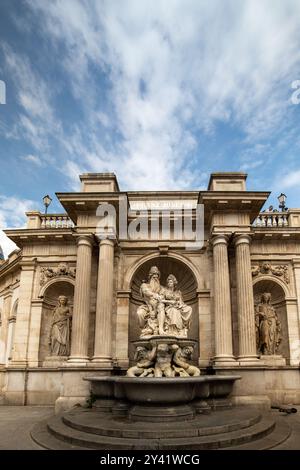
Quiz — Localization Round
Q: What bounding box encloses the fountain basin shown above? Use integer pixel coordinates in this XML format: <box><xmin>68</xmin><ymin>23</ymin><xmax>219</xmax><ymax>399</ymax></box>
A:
<box><xmin>84</xmin><ymin>375</ymin><xmax>240</xmax><ymax>404</ymax></box>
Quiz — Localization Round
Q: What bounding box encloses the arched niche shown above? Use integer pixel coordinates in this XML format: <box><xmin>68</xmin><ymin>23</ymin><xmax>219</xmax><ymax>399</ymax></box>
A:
<box><xmin>39</xmin><ymin>280</ymin><xmax>74</xmax><ymax>363</ymax></box>
<box><xmin>253</xmin><ymin>278</ymin><xmax>290</xmax><ymax>361</ymax></box>
<box><xmin>128</xmin><ymin>256</ymin><xmax>199</xmax><ymax>362</ymax></box>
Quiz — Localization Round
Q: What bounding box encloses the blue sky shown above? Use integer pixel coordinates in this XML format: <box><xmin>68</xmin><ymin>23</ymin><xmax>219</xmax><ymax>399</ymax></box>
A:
<box><xmin>1</xmin><ymin>0</ymin><xmax>300</xmax><ymax>255</ymax></box>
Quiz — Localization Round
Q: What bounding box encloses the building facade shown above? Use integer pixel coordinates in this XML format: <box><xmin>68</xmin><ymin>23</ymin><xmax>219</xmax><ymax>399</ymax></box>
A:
<box><xmin>0</xmin><ymin>172</ymin><xmax>300</xmax><ymax>412</ymax></box>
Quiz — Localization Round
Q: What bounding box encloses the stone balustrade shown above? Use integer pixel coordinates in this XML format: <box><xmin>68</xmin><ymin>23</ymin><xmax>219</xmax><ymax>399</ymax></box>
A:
<box><xmin>26</xmin><ymin>211</ymin><xmax>74</xmax><ymax>229</ymax></box>
<box><xmin>253</xmin><ymin>211</ymin><xmax>289</xmax><ymax>228</ymax></box>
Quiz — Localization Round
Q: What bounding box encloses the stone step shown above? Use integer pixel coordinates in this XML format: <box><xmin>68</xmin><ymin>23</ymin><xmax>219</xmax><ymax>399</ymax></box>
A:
<box><xmin>30</xmin><ymin>420</ymin><xmax>87</xmax><ymax>450</ymax></box>
<box><xmin>62</xmin><ymin>409</ymin><xmax>261</xmax><ymax>439</ymax></box>
<box><xmin>226</xmin><ymin>420</ymin><xmax>291</xmax><ymax>450</ymax></box>
<box><xmin>39</xmin><ymin>414</ymin><xmax>276</xmax><ymax>450</ymax></box>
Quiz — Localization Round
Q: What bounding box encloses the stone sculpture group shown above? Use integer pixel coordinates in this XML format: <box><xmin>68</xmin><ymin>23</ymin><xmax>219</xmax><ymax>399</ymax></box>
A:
<box><xmin>127</xmin><ymin>266</ymin><xmax>200</xmax><ymax>378</ymax></box>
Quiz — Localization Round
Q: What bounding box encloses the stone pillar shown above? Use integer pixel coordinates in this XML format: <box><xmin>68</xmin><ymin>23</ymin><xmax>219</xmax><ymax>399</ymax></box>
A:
<box><xmin>212</xmin><ymin>235</ymin><xmax>236</xmax><ymax>364</ymax></box>
<box><xmin>92</xmin><ymin>239</ymin><xmax>115</xmax><ymax>367</ymax></box>
<box><xmin>27</xmin><ymin>300</ymin><xmax>43</xmax><ymax>367</ymax></box>
<box><xmin>234</xmin><ymin>234</ymin><xmax>259</xmax><ymax>364</ymax></box>
<box><xmin>115</xmin><ymin>290</ymin><xmax>131</xmax><ymax>368</ymax></box>
<box><xmin>68</xmin><ymin>235</ymin><xmax>93</xmax><ymax>364</ymax></box>
<box><xmin>0</xmin><ymin>291</ymin><xmax>12</xmax><ymax>365</ymax></box>
<box><xmin>11</xmin><ymin>261</ymin><xmax>36</xmax><ymax>367</ymax></box>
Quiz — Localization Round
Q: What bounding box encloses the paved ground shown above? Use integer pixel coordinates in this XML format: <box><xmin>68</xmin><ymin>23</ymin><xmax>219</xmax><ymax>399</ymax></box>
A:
<box><xmin>0</xmin><ymin>406</ymin><xmax>299</xmax><ymax>450</ymax></box>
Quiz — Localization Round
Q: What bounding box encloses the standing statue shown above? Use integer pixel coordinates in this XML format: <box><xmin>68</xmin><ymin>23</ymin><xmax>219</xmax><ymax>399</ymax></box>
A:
<box><xmin>49</xmin><ymin>295</ymin><xmax>72</xmax><ymax>356</ymax></box>
<box><xmin>255</xmin><ymin>293</ymin><xmax>281</xmax><ymax>355</ymax></box>
<box><xmin>136</xmin><ymin>267</ymin><xmax>193</xmax><ymax>338</ymax></box>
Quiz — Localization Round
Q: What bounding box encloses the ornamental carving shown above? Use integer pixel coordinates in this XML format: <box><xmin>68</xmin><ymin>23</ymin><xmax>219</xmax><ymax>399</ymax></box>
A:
<box><xmin>40</xmin><ymin>263</ymin><xmax>76</xmax><ymax>286</ymax></box>
<box><xmin>251</xmin><ymin>261</ymin><xmax>289</xmax><ymax>284</ymax></box>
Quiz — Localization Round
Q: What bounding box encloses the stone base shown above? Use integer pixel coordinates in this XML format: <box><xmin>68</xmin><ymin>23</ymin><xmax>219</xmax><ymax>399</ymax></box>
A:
<box><xmin>129</xmin><ymin>403</ymin><xmax>195</xmax><ymax>422</ymax></box>
<box><xmin>43</xmin><ymin>356</ymin><xmax>68</xmax><ymax>367</ymax></box>
<box><xmin>55</xmin><ymin>396</ymin><xmax>88</xmax><ymax>414</ymax></box>
<box><xmin>260</xmin><ymin>355</ymin><xmax>286</xmax><ymax>366</ymax></box>
<box><xmin>231</xmin><ymin>395</ymin><xmax>271</xmax><ymax>411</ymax></box>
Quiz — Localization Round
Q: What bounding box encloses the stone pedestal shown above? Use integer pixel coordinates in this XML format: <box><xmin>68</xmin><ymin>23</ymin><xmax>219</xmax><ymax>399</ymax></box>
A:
<box><xmin>92</xmin><ymin>239</ymin><xmax>115</xmax><ymax>367</ymax></box>
<box><xmin>68</xmin><ymin>235</ymin><xmax>93</xmax><ymax>365</ymax></box>
<box><xmin>234</xmin><ymin>234</ymin><xmax>259</xmax><ymax>365</ymax></box>
<box><xmin>260</xmin><ymin>355</ymin><xmax>286</xmax><ymax>366</ymax></box>
<box><xmin>43</xmin><ymin>356</ymin><xmax>68</xmax><ymax>367</ymax></box>
<box><xmin>212</xmin><ymin>235</ymin><xmax>236</xmax><ymax>365</ymax></box>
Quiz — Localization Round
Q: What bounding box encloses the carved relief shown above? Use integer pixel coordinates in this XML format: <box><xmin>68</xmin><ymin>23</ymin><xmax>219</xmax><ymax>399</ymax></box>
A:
<box><xmin>251</xmin><ymin>261</ymin><xmax>289</xmax><ymax>283</ymax></box>
<box><xmin>255</xmin><ymin>292</ymin><xmax>282</xmax><ymax>355</ymax></box>
<box><xmin>40</xmin><ymin>263</ymin><xmax>76</xmax><ymax>286</ymax></box>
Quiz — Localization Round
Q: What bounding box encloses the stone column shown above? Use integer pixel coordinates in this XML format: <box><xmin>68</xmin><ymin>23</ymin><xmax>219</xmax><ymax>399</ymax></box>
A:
<box><xmin>11</xmin><ymin>261</ymin><xmax>36</xmax><ymax>367</ymax></box>
<box><xmin>212</xmin><ymin>235</ymin><xmax>236</xmax><ymax>364</ymax></box>
<box><xmin>92</xmin><ymin>239</ymin><xmax>115</xmax><ymax>367</ymax></box>
<box><xmin>234</xmin><ymin>234</ymin><xmax>259</xmax><ymax>364</ymax></box>
<box><xmin>68</xmin><ymin>235</ymin><xmax>93</xmax><ymax>364</ymax></box>
<box><xmin>115</xmin><ymin>290</ymin><xmax>131</xmax><ymax>369</ymax></box>
<box><xmin>0</xmin><ymin>291</ymin><xmax>12</xmax><ymax>365</ymax></box>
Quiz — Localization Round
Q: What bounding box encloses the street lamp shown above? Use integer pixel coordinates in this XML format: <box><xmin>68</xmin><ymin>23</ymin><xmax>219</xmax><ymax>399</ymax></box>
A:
<box><xmin>277</xmin><ymin>193</ymin><xmax>287</xmax><ymax>212</ymax></box>
<box><xmin>43</xmin><ymin>195</ymin><xmax>52</xmax><ymax>215</ymax></box>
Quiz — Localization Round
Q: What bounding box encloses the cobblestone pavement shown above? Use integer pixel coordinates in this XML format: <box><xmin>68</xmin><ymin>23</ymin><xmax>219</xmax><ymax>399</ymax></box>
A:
<box><xmin>0</xmin><ymin>406</ymin><xmax>299</xmax><ymax>450</ymax></box>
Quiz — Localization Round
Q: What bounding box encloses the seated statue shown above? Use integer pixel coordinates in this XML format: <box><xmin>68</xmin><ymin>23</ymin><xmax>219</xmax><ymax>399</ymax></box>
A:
<box><xmin>160</xmin><ymin>274</ymin><xmax>192</xmax><ymax>338</ymax></box>
<box><xmin>154</xmin><ymin>343</ymin><xmax>179</xmax><ymax>377</ymax></box>
<box><xmin>126</xmin><ymin>346</ymin><xmax>156</xmax><ymax>377</ymax></box>
<box><xmin>140</xmin><ymin>310</ymin><xmax>159</xmax><ymax>337</ymax></box>
<box><xmin>136</xmin><ymin>267</ymin><xmax>193</xmax><ymax>338</ymax></box>
<box><xmin>136</xmin><ymin>266</ymin><xmax>165</xmax><ymax>335</ymax></box>
<box><xmin>173</xmin><ymin>346</ymin><xmax>200</xmax><ymax>376</ymax></box>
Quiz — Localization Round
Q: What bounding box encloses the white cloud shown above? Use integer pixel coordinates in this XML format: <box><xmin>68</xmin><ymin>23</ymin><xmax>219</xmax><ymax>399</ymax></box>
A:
<box><xmin>0</xmin><ymin>231</ymin><xmax>17</xmax><ymax>259</ymax></box>
<box><xmin>1</xmin><ymin>43</ymin><xmax>61</xmax><ymax>155</ymax></box>
<box><xmin>240</xmin><ymin>160</ymin><xmax>264</xmax><ymax>171</ymax></box>
<box><xmin>278</xmin><ymin>170</ymin><xmax>300</xmax><ymax>189</ymax></box>
<box><xmin>0</xmin><ymin>195</ymin><xmax>36</xmax><ymax>229</ymax></box>
<box><xmin>0</xmin><ymin>195</ymin><xmax>37</xmax><ymax>258</ymax></box>
<box><xmin>21</xmin><ymin>154</ymin><xmax>43</xmax><ymax>166</ymax></box>
<box><xmin>14</xmin><ymin>0</ymin><xmax>300</xmax><ymax>190</ymax></box>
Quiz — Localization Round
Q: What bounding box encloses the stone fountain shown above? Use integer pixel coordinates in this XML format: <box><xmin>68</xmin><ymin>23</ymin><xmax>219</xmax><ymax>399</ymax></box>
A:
<box><xmin>31</xmin><ymin>266</ymin><xmax>290</xmax><ymax>449</ymax></box>
<box><xmin>85</xmin><ymin>267</ymin><xmax>240</xmax><ymax>425</ymax></box>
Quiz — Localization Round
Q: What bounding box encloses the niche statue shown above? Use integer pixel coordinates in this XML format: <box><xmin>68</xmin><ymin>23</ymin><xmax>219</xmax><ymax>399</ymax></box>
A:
<box><xmin>49</xmin><ymin>295</ymin><xmax>72</xmax><ymax>356</ymax></box>
<box><xmin>137</xmin><ymin>266</ymin><xmax>192</xmax><ymax>338</ymax></box>
<box><xmin>255</xmin><ymin>292</ymin><xmax>282</xmax><ymax>355</ymax></box>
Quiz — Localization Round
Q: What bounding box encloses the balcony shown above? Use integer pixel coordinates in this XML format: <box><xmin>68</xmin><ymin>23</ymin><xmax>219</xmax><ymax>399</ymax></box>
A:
<box><xmin>253</xmin><ymin>209</ymin><xmax>300</xmax><ymax>228</ymax></box>
<box><xmin>26</xmin><ymin>212</ymin><xmax>75</xmax><ymax>229</ymax></box>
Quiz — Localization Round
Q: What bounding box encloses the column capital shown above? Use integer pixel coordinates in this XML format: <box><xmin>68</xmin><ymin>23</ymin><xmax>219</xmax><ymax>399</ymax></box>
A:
<box><xmin>98</xmin><ymin>238</ymin><xmax>115</xmax><ymax>248</ymax></box>
<box><xmin>233</xmin><ymin>233</ymin><xmax>252</xmax><ymax>247</ymax></box>
<box><xmin>76</xmin><ymin>234</ymin><xmax>94</xmax><ymax>247</ymax></box>
<box><xmin>211</xmin><ymin>233</ymin><xmax>230</xmax><ymax>247</ymax></box>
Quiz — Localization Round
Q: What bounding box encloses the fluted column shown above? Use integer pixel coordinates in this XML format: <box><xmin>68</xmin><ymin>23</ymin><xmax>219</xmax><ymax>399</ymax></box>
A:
<box><xmin>92</xmin><ymin>238</ymin><xmax>115</xmax><ymax>367</ymax></box>
<box><xmin>212</xmin><ymin>234</ymin><xmax>236</xmax><ymax>364</ymax></box>
<box><xmin>68</xmin><ymin>235</ymin><xmax>93</xmax><ymax>364</ymax></box>
<box><xmin>234</xmin><ymin>234</ymin><xmax>259</xmax><ymax>364</ymax></box>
